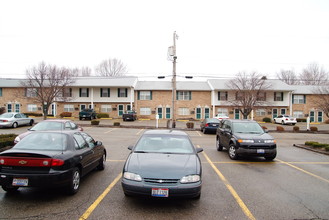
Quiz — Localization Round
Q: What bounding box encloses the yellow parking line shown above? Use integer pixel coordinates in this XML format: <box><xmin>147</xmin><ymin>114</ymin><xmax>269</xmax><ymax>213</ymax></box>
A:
<box><xmin>136</xmin><ymin>129</ymin><xmax>144</xmax><ymax>135</ymax></box>
<box><xmin>199</xmin><ymin>146</ymin><xmax>256</xmax><ymax>220</ymax></box>
<box><xmin>105</xmin><ymin>128</ymin><xmax>117</xmax><ymax>134</ymax></box>
<box><xmin>79</xmin><ymin>173</ymin><xmax>122</xmax><ymax>220</ymax></box>
<box><xmin>196</xmin><ymin>131</ymin><xmax>202</xmax><ymax>136</ymax></box>
<box><xmin>277</xmin><ymin>159</ymin><xmax>329</xmax><ymax>184</ymax></box>
<box><xmin>107</xmin><ymin>159</ymin><xmax>125</xmax><ymax>162</ymax></box>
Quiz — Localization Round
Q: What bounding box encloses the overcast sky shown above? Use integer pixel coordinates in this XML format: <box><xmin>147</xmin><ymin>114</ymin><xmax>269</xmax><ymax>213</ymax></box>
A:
<box><xmin>0</xmin><ymin>0</ymin><xmax>328</xmax><ymax>79</ymax></box>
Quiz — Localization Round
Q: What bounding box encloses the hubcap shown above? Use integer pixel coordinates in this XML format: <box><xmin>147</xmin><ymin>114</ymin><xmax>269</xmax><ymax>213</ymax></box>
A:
<box><xmin>72</xmin><ymin>171</ymin><xmax>80</xmax><ymax>190</ymax></box>
<box><xmin>229</xmin><ymin>146</ymin><xmax>236</xmax><ymax>158</ymax></box>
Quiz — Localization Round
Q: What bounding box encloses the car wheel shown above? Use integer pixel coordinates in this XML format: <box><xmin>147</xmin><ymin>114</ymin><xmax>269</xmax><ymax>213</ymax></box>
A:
<box><xmin>265</xmin><ymin>153</ymin><xmax>277</xmax><ymax>161</ymax></box>
<box><xmin>79</xmin><ymin>117</ymin><xmax>82</xmax><ymax>120</ymax></box>
<box><xmin>12</xmin><ymin>122</ymin><xmax>18</xmax><ymax>128</ymax></box>
<box><xmin>281</xmin><ymin>120</ymin><xmax>285</xmax><ymax>125</ymax></box>
<box><xmin>192</xmin><ymin>193</ymin><xmax>201</xmax><ymax>200</ymax></box>
<box><xmin>67</xmin><ymin>168</ymin><xmax>80</xmax><ymax>195</ymax></box>
<box><xmin>203</xmin><ymin>128</ymin><xmax>207</xmax><ymax>134</ymax></box>
<box><xmin>2</xmin><ymin>185</ymin><xmax>19</xmax><ymax>193</ymax></box>
<box><xmin>292</xmin><ymin>123</ymin><xmax>296</xmax><ymax>126</ymax></box>
<box><xmin>29</xmin><ymin>119</ymin><xmax>34</xmax><ymax>126</ymax></box>
<box><xmin>228</xmin><ymin>144</ymin><xmax>239</xmax><ymax>160</ymax></box>
<box><xmin>97</xmin><ymin>153</ymin><xmax>106</xmax><ymax>170</ymax></box>
<box><xmin>216</xmin><ymin>137</ymin><xmax>223</xmax><ymax>151</ymax></box>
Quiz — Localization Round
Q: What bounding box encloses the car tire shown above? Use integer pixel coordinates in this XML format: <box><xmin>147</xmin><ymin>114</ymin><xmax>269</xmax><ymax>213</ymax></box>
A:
<box><xmin>281</xmin><ymin>120</ymin><xmax>285</xmax><ymax>125</ymax></box>
<box><xmin>192</xmin><ymin>193</ymin><xmax>201</xmax><ymax>200</ymax></box>
<box><xmin>203</xmin><ymin>128</ymin><xmax>207</xmax><ymax>134</ymax></box>
<box><xmin>12</xmin><ymin>122</ymin><xmax>18</xmax><ymax>128</ymax></box>
<box><xmin>228</xmin><ymin>144</ymin><xmax>239</xmax><ymax>160</ymax></box>
<box><xmin>67</xmin><ymin>168</ymin><xmax>80</xmax><ymax>195</ymax></box>
<box><xmin>292</xmin><ymin>123</ymin><xmax>296</xmax><ymax>126</ymax></box>
<box><xmin>216</xmin><ymin>137</ymin><xmax>223</xmax><ymax>151</ymax></box>
<box><xmin>29</xmin><ymin>119</ymin><xmax>34</xmax><ymax>126</ymax></box>
<box><xmin>79</xmin><ymin>117</ymin><xmax>82</xmax><ymax>120</ymax></box>
<box><xmin>97</xmin><ymin>154</ymin><xmax>106</xmax><ymax>171</ymax></box>
<box><xmin>265</xmin><ymin>153</ymin><xmax>277</xmax><ymax>161</ymax></box>
<box><xmin>2</xmin><ymin>185</ymin><xmax>19</xmax><ymax>193</ymax></box>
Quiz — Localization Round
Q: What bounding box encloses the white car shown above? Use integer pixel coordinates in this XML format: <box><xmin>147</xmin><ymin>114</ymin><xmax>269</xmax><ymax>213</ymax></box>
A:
<box><xmin>0</xmin><ymin>113</ymin><xmax>34</xmax><ymax>128</ymax></box>
<box><xmin>214</xmin><ymin>114</ymin><xmax>229</xmax><ymax>121</ymax></box>
<box><xmin>273</xmin><ymin>115</ymin><xmax>297</xmax><ymax>125</ymax></box>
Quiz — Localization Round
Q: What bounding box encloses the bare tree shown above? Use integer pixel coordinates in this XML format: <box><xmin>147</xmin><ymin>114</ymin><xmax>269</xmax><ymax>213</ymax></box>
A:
<box><xmin>227</xmin><ymin>72</ymin><xmax>272</xmax><ymax>119</ymax></box>
<box><xmin>72</xmin><ymin>66</ymin><xmax>92</xmax><ymax>77</ymax></box>
<box><xmin>299</xmin><ymin>62</ymin><xmax>329</xmax><ymax>85</ymax></box>
<box><xmin>21</xmin><ymin>62</ymin><xmax>76</xmax><ymax>120</ymax></box>
<box><xmin>314</xmin><ymin>86</ymin><xmax>329</xmax><ymax>118</ymax></box>
<box><xmin>276</xmin><ymin>69</ymin><xmax>299</xmax><ymax>85</ymax></box>
<box><xmin>95</xmin><ymin>58</ymin><xmax>128</xmax><ymax>77</ymax></box>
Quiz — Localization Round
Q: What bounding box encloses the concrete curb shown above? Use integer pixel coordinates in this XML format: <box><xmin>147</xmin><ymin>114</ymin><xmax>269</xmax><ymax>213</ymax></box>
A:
<box><xmin>293</xmin><ymin>144</ymin><xmax>329</xmax><ymax>156</ymax></box>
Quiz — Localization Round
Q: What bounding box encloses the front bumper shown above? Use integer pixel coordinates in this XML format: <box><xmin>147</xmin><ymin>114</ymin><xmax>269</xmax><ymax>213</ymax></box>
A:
<box><xmin>122</xmin><ymin>178</ymin><xmax>202</xmax><ymax>198</ymax></box>
<box><xmin>0</xmin><ymin>169</ymin><xmax>73</xmax><ymax>188</ymax></box>
<box><xmin>236</xmin><ymin>143</ymin><xmax>277</xmax><ymax>157</ymax></box>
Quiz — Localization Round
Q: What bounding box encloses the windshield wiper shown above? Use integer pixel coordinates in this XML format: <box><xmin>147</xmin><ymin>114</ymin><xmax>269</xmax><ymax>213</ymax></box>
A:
<box><xmin>134</xmin><ymin>150</ymin><xmax>148</xmax><ymax>153</ymax></box>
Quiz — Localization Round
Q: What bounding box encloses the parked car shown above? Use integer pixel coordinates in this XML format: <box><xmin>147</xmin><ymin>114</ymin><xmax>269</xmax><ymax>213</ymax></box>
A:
<box><xmin>216</xmin><ymin>119</ymin><xmax>277</xmax><ymax>160</ymax></box>
<box><xmin>200</xmin><ymin>118</ymin><xmax>220</xmax><ymax>134</ymax></box>
<box><xmin>273</xmin><ymin>115</ymin><xmax>297</xmax><ymax>125</ymax></box>
<box><xmin>0</xmin><ymin>113</ymin><xmax>34</xmax><ymax>128</ymax></box>
<box><xmin>122</xmin><ymin>110</ymin><xmax>137</xmax><ymax>121</ymax></box>
<box><xmin>79</xmin><ymin>109</ymin><xmax>97</xmax><ymax>120</ymax></box>
<box><xmin>0</xmin><ymin>130</ymin><xmax>106</xmax><ymax>194</ymax></box>
<box><xmin>214</xmin><ymin>113</ymin><xmax>229</xmax><ymax>121</ymax></box>
<box><xmin>122</xmin><ymin>130</ymin><xmax>203</xmax><ymax>199</ymax></box>
<box><xmin>14</xmin><ymin>119</ymin><xmax>83</xmax><ymax>144</ymax></box>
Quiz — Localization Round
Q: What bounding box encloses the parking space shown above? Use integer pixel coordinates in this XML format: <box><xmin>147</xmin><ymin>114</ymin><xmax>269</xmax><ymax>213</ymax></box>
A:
<box><xmin>1</xmin><ymin>127</ymin><xmax>329</xmax><ymax>220</ymax></box>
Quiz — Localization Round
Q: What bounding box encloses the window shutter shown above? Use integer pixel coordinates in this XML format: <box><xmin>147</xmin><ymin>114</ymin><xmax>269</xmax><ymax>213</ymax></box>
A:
<box><xmin>189</xmin><ymin>91</ymin><xmax>192</xmax><ymax>100</ymax></box>
<box><xmin>225</xmin><ymin>92</ymin><xmax>228</xmax><ymax>100</ymax></box>
<box><xmin>87</xmin><ymin>88</ymin><xmax>89</xmax><ymax>97</ymax></box>
<box><xmin>137</xmin><ymin>91</ymin><xmax>140</xmax><ymax>100</ymax></box>
<box><xmin>108</xmin><ymin>88</ymin><xmax>110</xmax><ymax>97</ymax></box>
<box><xmin>79</xmin><ymin>88</ymin><xmax>82</xmax><ymax>97</ymax></box>
<box><xmin>118</xmin><ymin>88</ymin><xmax>120</xmax><ymax>97</ymax></box>
<box><xmin>150</xmin><ymin>91</ymin><xmax>152</xmax><ymax>100</ymax></box>
<box><xmin>281</xmin><ymin>92</ymin><xmax>283</xmax><ymax>101</ymax></box>
<box><xmin>292</xmin><ymin>95</ymin><xmax>295</xmax><ymax>104</ymax></box>
<box><xmin>125</xmin><ymin>88</ymin><xmax>128</xmax><ymax>97</ymax></box>
<box><xmin>218</xmin><ymin>92</ymin><xmax>220</xmax><ymax>100</ymax></box>
<box><xmin>100</xmin><ymin>88</ymin><xmax>103</xmax><ymax>97</ymax></box>
<box><xmin>274</xmin><ymin>92</ymin><xmax>276</xmax><ymax>101</ymax></box>
<box><xmin>304</xmin><ymin>95</ymin><xmax>306</xmax><ymax>104</ymax></box>
<box><xmin>176</xmin><ymin>91</ymin><xmax>179</xmax><ymax>100</ymax></box>
<box><xmin>69</xmin><ymin>88</ymin><xmax>72</xmax><ymax>97</ymax></box>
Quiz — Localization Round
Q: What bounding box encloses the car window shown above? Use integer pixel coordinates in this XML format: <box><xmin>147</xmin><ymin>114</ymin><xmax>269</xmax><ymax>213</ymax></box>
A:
<box><xmin>64</xmin><ymin>122</ymin><xmax>72</xmax><ymax>130</ymax></box>
<box><xmin>233</xmin><ymin>122</ymin><xmax>264</xmax><ymax>134</ymax></box>
<box><xmin>0</xmin><ymin>113</ymin><xmax>13</xmax><ymax>118</ymax></box>
<box><xmin>73</xmin><ymin>133</ymin><xmax>88</xmax><ymax>149</ymax></box>
<box><xmin>135</xmin><ymin>135</ymin><xmax>194</xmax><ymax>154</ymax></box>
<box><xmin>15</xmin><ymin>114</ymin><xmax>22</xmax><ymax>118</ymax></box>
<box><xmin>70</xmin><ymin>122</ymin><xmax>77</xmax><ymax>129</ymax></box>
<box><xmin>31</xmin><ymin>121</ymin><xmax>63</xmax><ymax>131</ymax></box>
<box><xmin>81</xmin><ymin>132</ymin><xmax>95</xmax><ymax>148</ymax></box>
<box><xmin>222</xmin><ymin>121</ymin><xmax>231</xmax><ymax>130</ymax></box>
<box><xmin>14</xmin><ymin>132</ymin><xmax>67</xmax><ymax>151</ymax></box>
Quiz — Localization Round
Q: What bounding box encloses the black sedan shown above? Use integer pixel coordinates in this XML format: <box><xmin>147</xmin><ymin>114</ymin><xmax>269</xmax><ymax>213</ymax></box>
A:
<box><xmin>0</xmin><ymin>131</ymin><xmax>106</xmax><ymax>194</ymax></box>
<box><xmin>122</xmin><ymin>130</ymin><xmax>203</xmax><ymax>199</ymax></box>
<box><xmin>200</xmin><ymin>118</ymin><xmax>220</xmax><ymax>134</ymax></box>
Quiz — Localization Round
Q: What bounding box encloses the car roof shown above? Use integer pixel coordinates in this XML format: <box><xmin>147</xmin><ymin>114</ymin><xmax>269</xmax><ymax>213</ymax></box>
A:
<box><xmin>143</xmin><ymin>130</ymin><xmax>188</xmax><ymax>136</ymax></box>
<box><xmin>223</xmin><ymin>119</ymin><xmax>258</xmax><ymax>123</ymax></box>
<box><xmin>39</xmin><ymin>119</ymin><xmax>72</xmax><ymax>123</ymax></box>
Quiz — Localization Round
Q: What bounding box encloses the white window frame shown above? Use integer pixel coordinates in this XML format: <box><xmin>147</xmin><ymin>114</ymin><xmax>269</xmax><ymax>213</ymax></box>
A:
<box><xmin>101</xmin><ymin>104</ymin><xmax>112</xmax><ymax>112</ymax></box>
<box><xmin>177</xmin><ymin>91</ymin><xmax>191</xmax><ymax>100</ymax></box>
<box><xmin>293</xmin><ymin>111</ymin><xmax>304</xmax><ymax>118</ymax></box>
<box><xmin>293</xmin><ymin>95</ymin><xmax>305</xmax><ymax>104</ymax></box>
<box><xmin>27</xmin><ymin>104</ymin><xmax>37</xmax><ymax>112</ymax></box>
<box><xmin>217</xmin><ymin>108</ymin><xmax>229</xmax><ymax>115</ymax></box>
<box><xmin>26</xmin><ymin>88</ymin><xmax>37</xmax><ymax>97</ymax></box>
<box><xmin>140</xmin><ymin>91</ymin><xmax>151</xmax><ymax>100</ymax></box>
<box><xmin>64</xmin><ymin>104</ymin><xmax>74</xmax><ymax>112</ymax></box>
<box><xmin>140</xmin><ymin>107</ymin><xmax>151</xmax><ymax>115</ymax></box>
<box><xmin>178</xmin><ymin>107</ymin><xmax>189</xmax><ymax>115</ymax></box>
<box><xmin>256</xmin><ymin>109</ymin><xmax>266</xmax><ymax>116</ymax></box>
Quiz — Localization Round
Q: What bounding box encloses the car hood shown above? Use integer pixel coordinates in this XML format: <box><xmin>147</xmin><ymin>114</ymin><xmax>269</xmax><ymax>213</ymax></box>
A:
<box><xmin>125</xmin><ymin>153</ymin><xmax>200</xmax><ymax>179</ymax></box>
<box><xmin>234</xmin><ymin>132</ymin><xmax>273</xmax><ymax>140</ymax></box>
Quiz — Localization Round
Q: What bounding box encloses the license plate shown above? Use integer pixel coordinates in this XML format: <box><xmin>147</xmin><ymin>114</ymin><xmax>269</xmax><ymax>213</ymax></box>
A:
<box><xmin>257</xmin><ymin>149</ymin><xmax>265</xmax><ymax>154</ymax></box>
<box><xmin>12</xmin><ymin>178</ymin><xmax>28</xmax><ymax>186</ymax></box>
<box><xmin>152</xmin><ymin>188</ymin><xmax>169</xmax><ymax>197</ymax></box>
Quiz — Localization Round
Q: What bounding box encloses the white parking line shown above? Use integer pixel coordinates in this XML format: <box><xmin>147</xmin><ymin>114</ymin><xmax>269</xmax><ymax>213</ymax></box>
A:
<box><xmin>104</xmin><ymin>128</ymin><xmax>117</xmax><ymax>134</ymax></box>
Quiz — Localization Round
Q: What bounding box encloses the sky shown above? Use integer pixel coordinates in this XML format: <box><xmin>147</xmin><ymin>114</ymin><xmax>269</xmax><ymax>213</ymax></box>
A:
<box><xmin>0</xmin><ymin>0</ymin><xmax>329</xmax><ymax>79</ymax></box>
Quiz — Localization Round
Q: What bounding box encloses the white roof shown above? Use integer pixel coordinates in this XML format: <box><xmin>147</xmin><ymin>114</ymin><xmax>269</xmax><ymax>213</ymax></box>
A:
<box><xmin>135</xmin><ymin>81</ymin><xmax>211</xmax><ymax>91</ymax></box>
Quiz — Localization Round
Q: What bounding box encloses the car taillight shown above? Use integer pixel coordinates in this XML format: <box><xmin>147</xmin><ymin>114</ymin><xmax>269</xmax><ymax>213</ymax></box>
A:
<box><xmin>205</xmin><ymin>123</ymin><xmax>209</xmax><ymax>127</ymax></box>
<box><xmin>285</xmin><ymin>118</ymin><xmax>288</xmax><ymax>120</ymax></box>
<box><xmin>0</xmin><ymin>157</ymin><xmax>64</xmax><ymax>167</ymax></box>
<box><xmin>1</xmin><ymin>120</ymin><xmax>8</xmax><ymax>122</ymax></box>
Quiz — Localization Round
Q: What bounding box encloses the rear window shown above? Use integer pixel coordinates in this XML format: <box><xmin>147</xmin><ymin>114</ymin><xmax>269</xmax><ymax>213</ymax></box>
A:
<box><xmin>14</xmin><ymin>133</ymin><xmax>67</xmax><ymax>151</ymax></box>
<box><xmin>31</xmin><ymin>121</ymin><xmax>63</xmax><ymax>131</ymax></box>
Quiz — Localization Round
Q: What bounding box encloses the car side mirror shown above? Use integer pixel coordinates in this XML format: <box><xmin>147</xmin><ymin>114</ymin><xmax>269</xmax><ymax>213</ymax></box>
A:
<box><xmin>196</xmin><ymin>148</ymin><xmax>203</xmax><ymax>153</ymax></box>
<box><xmin>128</xmin><ymin>145</ymin><xmax>133</xmax><ymax>150</ymax></box>
<box><xmin>95</xmin><ymin>141</ymin><xmax>102</xmax><ymax>146</ymax></box>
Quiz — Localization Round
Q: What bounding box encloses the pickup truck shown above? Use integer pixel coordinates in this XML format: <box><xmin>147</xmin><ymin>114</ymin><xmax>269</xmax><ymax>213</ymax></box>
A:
<box><xmin>79</xmin><ymin>109</ymin><xmax>97</xmax><ymax>120</ymax></box>
<box><xmin>122</xmin><ymin>110</ymin><xmax>137</xmax><ymax>121</ymax></box>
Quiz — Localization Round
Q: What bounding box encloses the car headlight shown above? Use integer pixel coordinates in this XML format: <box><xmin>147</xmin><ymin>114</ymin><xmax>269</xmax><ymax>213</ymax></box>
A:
<box><xmin>14</xmin><ymin>136</ymin><xmax>20</xmax><ymax>143</ymax></box>
<box><xmin>238</xmin><ymin>139</ymin><xmax>254</xmax><ymax>143</ymax></box>
<box><xmin>264</xmin><ymin>140</ymin><xmax>276</xmax><ymax>143</ymax></box>
<box><xmin>180</xmin><ymin>175</ymin><xmax>200</xmax><ymax>183</ymax></box>
<box><xmin>123</xmin><ymin>172</ymin><xmax>142</xmax><ymax>182</ymax></box>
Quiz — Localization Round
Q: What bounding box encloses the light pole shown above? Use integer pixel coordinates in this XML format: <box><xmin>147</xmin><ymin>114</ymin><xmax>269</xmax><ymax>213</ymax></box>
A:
<box><xmin>172</xmin><ymin>31</ymin><xmax>177</xmax><ymax>128</ymax></box>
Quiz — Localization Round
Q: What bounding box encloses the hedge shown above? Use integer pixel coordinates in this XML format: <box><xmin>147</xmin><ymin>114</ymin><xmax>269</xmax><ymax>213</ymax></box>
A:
<box><xmin>0</xmin><ymin>134</ymin><xmax>17</xmax><ymax>149</ymax></box>
<box><xmin>97</xmin><ymin>113</ymin><xmax>110</xmax><ymax>118</ymax></box>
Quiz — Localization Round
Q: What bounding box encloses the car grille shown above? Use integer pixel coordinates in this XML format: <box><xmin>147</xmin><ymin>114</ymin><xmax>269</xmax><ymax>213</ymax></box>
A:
<box><xmin>144</xmin><ymin>178</ymin><xmax>179</xmax><ymax>184</ymax></box>
<box><xmin>248</xmin><ymin>145</ymin><xmax>275</xmax><ymax>149</ymax></box>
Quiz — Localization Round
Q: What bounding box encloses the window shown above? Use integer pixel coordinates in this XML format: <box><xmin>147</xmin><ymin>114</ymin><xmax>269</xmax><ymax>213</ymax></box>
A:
<box><xmin>0</xmin><ymin>88</ymin><xmax>2</xmax><ymax>96</ymax></box>
<box><xmin>118</xmin><ymin>88</ymin><xmax>128</xmax><ymax>97</ymax></box>
<box><xmin>79</xmin><ymin>88</ymin><xmax>89</xmax><ymax>97</ymax></box>
<box><xmin>217</xmin><ymin>108</ymin><xmax>228</xmax><ymax>115</ymax></box>
<box><xmin>63</xmin><ymin>88</ymin><xmax>72</xmax><ymax>97</ymax></box>
<box><xmin>140</xmin><ymin>107</ymin><xmax>151</xmax><ymax>115</ymax></box>
<box><xmin>138</xmin><ymin>91</ymin><xmax>152</xmax><ymax>100</ymax></box>
<box><xmin>293</xmin><ymin>95</ymin><xmax>306</xmax><ymax>104</ymax></box>
<box><xmin>178</xmin><ymin>107</ymin><xmax>190</xmax><ymax>115</ymax></box>
<box><xmin>177</xmin><ymin>91</ymin><xmax>191</xmax><ymax>100</ymax></box>
<box><xmin>274</xmin><ymin>92</ymin><xmax>283</xmax><ymax>101</ymax></box>
<box><xmin>218</xmin><ymin>91</ymin><xmax>228</xmax><ymax>101</ymax></box>
<box><xmin>64</xmin><ymin>104</ymin><xmax>74</xmax><ymax>112</ymax></box>
<box><xmin>7</xmin><ymin>104</ymin><xmax>12</xmax><ymax>112</ymax></box>
<box><xmin>257</xmin><ymin>92</ymin><xmax>266</xmax><ymax>101</ymax></box>
<box><xmin>73</xmin><ymin>133</ymin><xmax>88</xmax><ymax>149</ymax></box>
<box><xmin>100</xmin><ymin>88</ymin><xmax>110</xmax><ymax>97</ymax></box>
<box><xmin>15</xmin><ymin>104</ymin><xmax>20</xmax><ymax>113</ymax></box>
<box><xmin>256</xmin><ymin>109</ymin><xmax>266</xmax><ymax>116</ymax></box>
<box><xmin>236</xmin><ymin>92</ymin><xmax>244</xmax><ymax>100</ymax></box>
<box><xmin>27</xmin><ymin>104</ymin><xmax>37</xmax><ymax>112</ymax></box>
<box><xmin>101</xmin><ymin>105</ymin><xmax>112</xmax><ymax>112</ymax></box>
<box><xmin>293</xmin><ymin>111</ymin><xmax>304</xmax><ymax>118</ymax></box>
<box><xmin>26</xmin><ymin>88</ymin><xmax>37</xmax><ymax>97</ymax></box>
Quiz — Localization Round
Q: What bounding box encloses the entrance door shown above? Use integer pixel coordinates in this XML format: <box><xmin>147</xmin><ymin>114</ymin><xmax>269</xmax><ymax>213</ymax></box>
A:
<box><xmin>318</xmin><ymin>111</ymin><xmax>323</xmax><ymax>122</ymax></box>
<box><xmin>157</xmin><ymin>107</ymin><xmax>163</xmax><ymax>119</ymax></box>
<box><xmin>204</xmin><ymin>108</ymin><xmax>210</xmax><ymax>119</ymax></box>
<box><xmin>310</xmin><ymin>111</ymin><xmax>315</xmax><ymax>122</ymax></box>
<box><xmin>234</xmin><ymin>109</ymin><xmax>240</xmax><ymax>119</ymax></box>
<box><xmin>51</xmin><ymin>103</ymin><xmax>56</xmax><ymax>116</ymax></box>
<box><xmin>196</xmin><ymin>108</ymin><xmax>201</xmax><ymax>119</ymax></box>
<box><xmin>80</xmin><ymin>104</ymin><xmax>86</xmax><ymax>111</ymax></box>
<box><xmin>166</xmin><ymin>108</ymin><xmax>171</xmax><ymax>119</ymax></box>
<box><xmin>272</xmin><ymin>108</ymin><xmax>278</xmax><ymax>119</ymax></box>
<box><xmin>118</xmin><ymin>104</ymin><xmax>124</xmax><ymax>116</ymax></box>
<box><xmin>127</xmin><ymin>105</ymin><xmax>131</xmax><ymax>111</ymax></box>
<box><xmin>280</xmin><ymin>108</ymin><xmax>286</xmax><ymax>115</ymax></box>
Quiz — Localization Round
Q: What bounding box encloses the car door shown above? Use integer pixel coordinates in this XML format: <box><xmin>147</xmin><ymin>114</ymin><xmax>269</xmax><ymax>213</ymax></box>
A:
<box><xmin>73</xmin><ymin>132</ymin><xmax>95</xmax><ymax>176</ymax></box>
<box><xmin>219</xmin><ymin>121</ymin><xmax>231</xmax><ymax>147</ymax></box>
<box><xmin>81</xmin><ymin>132</ymin><xmax>102</xmax><ymax>168</ymax></box>
<box><xmin>14</xmin><ymin>114</ymin><xmax>23</xmax><ymax>126</ymax></box>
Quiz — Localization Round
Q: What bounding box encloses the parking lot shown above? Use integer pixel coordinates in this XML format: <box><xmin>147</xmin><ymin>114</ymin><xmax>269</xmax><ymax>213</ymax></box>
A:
<box><xmin>1</xmin><ymin>125</ymin><xmax>329</xmax><ymax>220</ymax></box>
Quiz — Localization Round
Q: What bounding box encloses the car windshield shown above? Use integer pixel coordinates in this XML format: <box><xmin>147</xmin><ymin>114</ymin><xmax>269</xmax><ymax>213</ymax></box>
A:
<box><xmin>0</xmin><ymin>113</ymin><xmax>13</xmax><ymax>118</ymax></box>
<box><xmin>14</xmin><ymin>132</ymin><xmax>67</xmax><ymax>151</ymax></box>
<box><xmin>82</xmin><ymin>109</ymin><xmax>93</xmax><ymax>112</ymax></box>
<box><xmin>30</xmin><ymin>121</ymin><xmax>64</xmax><ymax>131</ymax></box>
<box><xmin>134</xmin><ymin>135</ymin><xmax>194</xmax><ymax>154</ymax></box>
<box><xmin>206</xmin><ymin>118</ymin><xmax>220</xmax><ymax>123</ymax></box>
<box><xmin>232</xmin><ymin>122</ymin><xmax>264</xmax><ymax>134</ymax></box>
